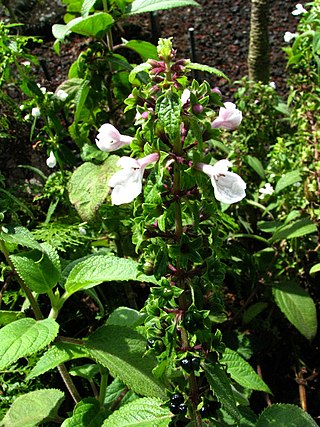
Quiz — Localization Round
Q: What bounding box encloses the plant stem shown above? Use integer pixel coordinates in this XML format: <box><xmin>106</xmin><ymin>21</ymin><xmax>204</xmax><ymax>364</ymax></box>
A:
<box><xmin>57</xmin><ymin>363</ymin><xmax>81</xmax><ymax>404</ymax></box>
<box><xmin>0</xmin><ymin>239</ymin><xmax>43</xmax><ymax>320</ymax></box>
<box><xmin>99</xmin><ymin>366</ymin><xmax>108</xmax><ymax>406</ymax></box>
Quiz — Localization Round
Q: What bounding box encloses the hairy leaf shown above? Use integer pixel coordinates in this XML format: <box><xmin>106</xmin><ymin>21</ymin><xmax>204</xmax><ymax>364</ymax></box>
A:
<box><xmin>204</xmin><ymin>363</ymin><xmax>240</xmax><ymax>423</ymax></box>
<box><xmin>65</xmin><ymin>254</ymin><xmax>158</xmax><ymax>296</ymax></box>
<box><xmin>186</xmin><ymin>62</ymin><xmax>229</xmax><ymax>80</ymax></box>
<box><xmin>272</xmin><ymin>281</ymin><xmax>317</xmax><ymax>341</ymax></box>
<box><xmin>102</xmin><ymin>397</ymin><xmax>171</xmax><ymax>427</ymax></box>
<box><xmin>127</xmin><ymin>0</ymin><xmax>199</xmax><ymax>14</ymax></box>
<box><xmin>68</xmin><ymin>157</ymin><xmax>119</xmax><ymax>221</ymax></box>
<box><xmin>156</xmin><ymin>92</ymin><xmax>181</xmax><ymax>142</ymax></box>
<box><xmin>86</xmin><ymin>325</ymin><xmax>166</xmax><ymax>398</ymax></box>
<box><xmin>275</xmin><ymin>169</ymin><xmax>301</xmax><ymax>193</ymax></box>
<box><xmin>221</xmin><ymin>348</ymin><xmax>271</xmax><ymax>393</ymax></box>
<box><xmin>256</xmin><ymin>403</ymin><xmax>318</xmax><ymax>427</ymax></box>
<box><xmin>123</xmin><ymin>40</ymin><xmax>158</xmax><ymax>61</ymax></box>
<box><xmin>0</xmin><ymin>389</ymin><xmax>64</xmax><ymax>427</ymax></box>
<box><xmin>0</xmin><ymin>318</ymin><xmax>59</xmax><ymax>370</ymax></box>
<box><xmin>0</xmin><ymin>226</ymin><xmax>42</xmax><ymax>251</ymax></box>
<box><xmin>27</xmin><ymin>342</ymin><xmax>89</xmax><ymax>380</ymax></box>
<box><xmin>61</xmin><ymin>398</ymin><xmax>105</xmax><ymax>427</ymax></box>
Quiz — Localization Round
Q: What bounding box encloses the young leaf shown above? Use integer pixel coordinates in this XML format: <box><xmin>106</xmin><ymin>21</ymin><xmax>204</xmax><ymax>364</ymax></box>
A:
<box><xmin>68</xmin><ymin>157</ymin><xmax>120</xmax><ymax>221</ymax></box>
<box><xmin>27</xmin><ymin>342</ymin><xmax>89</xmax><ymax>380</ymax></box>
<box><xmin>0</xmin><ymin>389</ymin><xmax>64</xmax><ymax>427</ymax></box>
<box><xmin>310</xmin><ymin>263</ymin><xmax>320</xmax><ymax>275</ymax></box>
<box><xmin>204</xmin><ymin>363</ymin><xmax>240</xmax><ymax>424</ymax></box>
<box><xmin>156</xmin><ymin>92</ymin><xmax>181</xmax><ymax>142</ymax></box>
<box><xmin>102</xmin><ymin>397</ymin><xmax>172</xmax><ymax>427</ymax></box>
<box><xmin>0</xmin><ymin>318</ymin><xmax>59</xmax><ymax>370</ymax></box>
<box><xmin>86</xmin><ymin>325</ymin><xmax>166</xmax><ymax>399</ymax></box>
<box><xmin>61</xmin><ymin>398</ymin><xmax>105</xmax><ymax>427</ymax></box>
<box><xmin>272</xmin><ymin>281</ymin><xmax>317</xmax><ymax>341</ymax></box>
<box><xmin>65</xmin><ymin>255</ymin><xmax>158</xmax><ymax>296</ymax></box>
<box><xmin>275</xmin><ymin>170</ymin><xmax>301</xmax><ymax>193</ymax></box>
<box><xmin>10</xmin><ymin>243</ymin><xmax>61</xmax><ymax>294</ymax></box>
<box><xmin>123</xmin><ymin>40</ymin><xmax>158</xmax><ymax>61</ymax></box>
<box><xmin>127</xmin><ymin>0</ymin><xmax>199</xmax><ymax>14</ymax></box>
<box><xmin>256</xmin><ymin>403</ymin><xmax>318</xmax><ymax>427</ymax></box>
<box><xmin>220</xmin><ymin>348</ymin><xmax>271</xmax><ymax>393</ymax></box>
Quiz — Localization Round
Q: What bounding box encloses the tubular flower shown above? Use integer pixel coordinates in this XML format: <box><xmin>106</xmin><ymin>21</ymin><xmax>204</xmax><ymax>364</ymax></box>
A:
<box><xmin>46</xmin><ymin>151</ymin><xmax>57</xmax><ymax>168</ymax></box>
<box><xmin>196</xmin><ymin>160</ymin><xmax>246</xmax><ymax>204</ymax></box>
<box><xmin>108</xmin><ymin>153</ymin><xmax>159</xmax><ymax>205</ymax></box>
<box><xmin>96</xmin><ymin>123</ymin><xmax>133</xmax><ymax>152</ymax></box>
<box><xmin>292</xmin><ymin>4</ymin><xmax>307</xmax><ymax>15</ymax></box>
<box><xmin>284</xmin><ymin>31</ymin><xmax>297</xmax><ymax>43</ymax></box>
<box><xmin>212</xmin><ymin>102</ymin><xmax>242</xmax><ymax>130</ymax></box>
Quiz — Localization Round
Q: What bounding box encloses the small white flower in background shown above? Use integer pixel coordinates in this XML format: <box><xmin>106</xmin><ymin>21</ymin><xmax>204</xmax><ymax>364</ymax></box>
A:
<box><xmin>21</xmin><ymin>61</ymin><xmax>30</xmax><ymax>67</ymax></box>
<box><xmin>31</xmin><ymin>107</ymin><xmax>40</xmax><ymax>118</ymax></box>
<box><xmin>212</xmin><ymin>102</ymin><xmax>243</xmax><ymax>130</ymax></box>
<box><xmin>19</xmin><ymin>104</ymin><xmax>25</xmax><ymax>111</ymax></box>
<box><xmin>96</xmin><ymin>123</ymin><xmax>133</xmax><ymax>152</ymax></box>
<box><xmin>269</xmin><ymin>81</ymin><xmax>276</xmax><ymax>89</ymax></box>
<box><xmin>259</xmin><ymin>183</ymin><xmax>274</xmax><ymax>199</ymax></box>
<box><xmin>108</xmin><ymin>153</ymin><xmax>159</xmax><ymax>205</ymax></box>
<box><xmin>292</xmin><ymin>3</ymin><xmax>307</xmax><ymax>15</ymax></box>
<box><xmin>46</xmin><ymin>151</ymin><xmax>57</xmax><ymax>168</ymax></box>
<box><xmin>24</xmin><ymin>114</ymin><xmax>30</xmax><ymax>120</ymax></box>
<box><xmin>284</xmin><ymin>32</ymin><xmax>298</xmax><ymax>43</ymax></box>
<box><xmin>196</xmin><ymin>159</ymin><xmax>246</xmax><ymax>204</ymax></box>
<box><xmin>181</xmin><ymin>88</ymin><xmax>191</xmax><ymax>105</ymax></box>
<box><xmin>37</xmin><ymin>83</ymin><xmax>47</xmax><ymax>94</ymax></box>
<box><xmin>55</xmin><ymin>89</ymin><xmax>68</xmax><ymax>102</ymax></box>
<box><xmin>79</xmin><ymin>226</ymin><xmax>87</xmax><ymax>235</ymax></box>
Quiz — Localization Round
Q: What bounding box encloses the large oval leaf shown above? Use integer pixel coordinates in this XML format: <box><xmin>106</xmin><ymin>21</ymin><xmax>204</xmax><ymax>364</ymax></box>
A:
<box><xmin>0</xmin><ymin>318</ymin><xmax>59</xmax><ymax>370</ymax></box>
<box><xmin>127</xmin><ymin>0</ymin><xmax>199</xmax><ymax>14</ymax></box>
<box><xmin>256</xmin><ymin>403</ymin><xmax>318</xmax><ymax>427</ymax></box>
<box><xmin>272</xmin><ymin>281</ymin><xmax>317</xmax><ymax>341</ymax></box>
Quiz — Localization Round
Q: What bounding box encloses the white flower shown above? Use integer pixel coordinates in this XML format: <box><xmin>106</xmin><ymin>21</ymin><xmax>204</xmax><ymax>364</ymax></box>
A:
<box><xmin>46</xmin><ymin>151</ymin><xmax>57</xmax><ymax>168</ymax></box>
<box><xmin>37</xmin><ymin>83</ymin><xmax>47</xmax><ymax>94</ymax></box>
<box><xmin>55</xmin><ymin>89</ymin><xmax>69</xmax><ymax>102</ymax></box>
<box><xmin>79</xmin><ymin>226</ymin><xmax>87</xmax><ymax>235</ymax></box>
<box><xmin>24</xmin><ymin>114</ymin><xmax>30</xmax><ymax>120</ymax></box>
<box><xmin>181</xmin><ymin>89</ymin><xmax>191</xmax><ymax>105</ymax></box>
<box><xmin>108</xmin><ymin>153</ymin><xmax>159</xmax><ymax>205</ymax></box>
<box><xmin>19</xmin><ymin>104</ymin><xmax>25</xmax><ymax>111</ymax></box>
<box><xmin>284</xmin><ymin>32</ymin><xmax>298</xmax><ymax>43</ymax></box>
<box><xmin>269</xmin><ymin>81</ymin><xmax>276</xmax><ymax>89</ymax></box>
<box><xmin>212</xmin><ymin>102</ymin><xmax>243</xmax><ymax>130</ymax></box>
<box><xmin>31</xmin><ymin>107</ymin><xmax>40</xmax><ymax>118</ymax></box>
<box><xmin>259</xmin><ymin>183</ymin><xmax>274</xmax><ymax>199</ymax></box>
<box><xmin>21</xmin><ymin>61</ymin><xmax>30</xmax><ymax>67</ymax></box>
<box><xmin>196</xmin><ymin>159</ymin><xmax>246</xmax><ymax>204</ymax></box>
<box><xmin>96</xmin><ymin>123</ymin><xmax>133</xmax><ymax>152</ymax></box>
<box><xmin>292</xmin><ymin>3</ymin><xmax>307</xmax><ymax>15</ymax></box>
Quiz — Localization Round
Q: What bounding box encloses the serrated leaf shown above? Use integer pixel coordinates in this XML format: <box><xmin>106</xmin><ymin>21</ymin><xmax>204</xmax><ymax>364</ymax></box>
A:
<box><xmin>27</xmin><ymin>342</ymin><xmax>89</xmax><ymax>380</ymax></box>
<box><xmin>0</xmin><ymin>226</ymin><xmax>42</xmax><ymax>251</ymax></box>
<box><xmin>61</xmin><ymin>398</ymin><xmax>105</xmax><ymax>427</ymax></box>
<box><xmin>106</xmin><ymin>307</ymin><xmax>145</xmax><ymax>327</ymax></box>
<box><xmin>186</xmin><ymin>62</ymin><xmax>229</xmax><ymax>80</ymax></box>
<box><xmin>275</xmin><ymin>170</ymin><xmax>301</xmax><ymax>193</ymax></box>
<box><xmin>0</xmin><ymin>318</ymin><xmax>59</xmax><ymax>370</ymax></box>
<box><xmin>270</xmin><ymin>217</ymin><xmax>317</xmax><ymax>242</ymax></box>
<box><xmin>127</xmin><ymin>0</ymin><xmax>199</xmax><ymax>14</ymax></box>
<box><xmin>246</xmin><ymin>155</ymin><xmax>265</xmax><ymax>179</ymax></box>
<box><xmin>156</xmin><ymin>92</ymin><xmax>181</xmax><ymax>141</ymax></box>
<box><xmin>102</xmin><ymin>397</ymin><xmax>171</xmax><ymax>427</ymax></box>
<box><xmin>256</xmin><ymin>403</ymin><xmax>318</xmax><ymax>427</ymax></box>
<box><xmin>65</xmin><ymin>255</ymin><xmax>158</xmax><ymax>296</ymax></box>
<box><xmin>53</xmin><ymin>13</ymin><xmax>113</xmax><ymax>41</ymax></box>
<box><xmin>0</xmin><ymin>389</ymin><xmax>64</xmax><ymax>427</ymax></box>
<box><xmin>86</xmin><ymin>325</ymin><xmax>166</xmax><ymax>398</ymax></box>
<box><xmin>272</xmin><ymin>281</ymin><xmax>317</xmax><ymax>341</ymax></box>
<box><xmin>221</xmin><ymin>348</ymin><xmax>271</xmax><ymax>393</ymax></box>
<box><xmin>68</xmin><ymin>157</ymin><xmax>119</xmax><ymax>221</ymax></box>
<box><xmin>0</xmin><ymin>310</ymin><xmax>25</xmax><ymax>326</ymax></box>
<box><xmin>10</xmin><ymin>243</ymin><xmax>61</xmax><ymax>294</ymax></box>
<box><xmin>204</xmin><ymin>363</ymin><xmax>240</xmax><ymax>423</ymax></box>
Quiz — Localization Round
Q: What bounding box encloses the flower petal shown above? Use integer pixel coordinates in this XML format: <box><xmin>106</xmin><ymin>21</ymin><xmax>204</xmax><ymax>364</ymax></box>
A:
<box><xmin>211</xmin><ymin>172</ymin><xmax>246</xmax><ymax>204</ymax></box>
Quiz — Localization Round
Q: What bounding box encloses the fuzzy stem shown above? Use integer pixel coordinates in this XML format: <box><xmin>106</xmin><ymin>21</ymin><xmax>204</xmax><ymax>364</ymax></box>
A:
<box><xmin>0</xmin><ymin>239</ymin><xmax>43</xmax><ymax>320</ymax></box>
<box><xmin>99</xmin><ymin>367</ymin><xmax>108</xmax><ymax>406</ymax></box>
<box><xmin>57</xmin><ymin>363</ymin><xmax>81</xmax><ymax>403</ymax></box>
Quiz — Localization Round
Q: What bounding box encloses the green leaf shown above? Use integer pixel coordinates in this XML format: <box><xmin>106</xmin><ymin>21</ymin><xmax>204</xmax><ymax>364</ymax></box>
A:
<box><xmin>68</xmin><ymin>157</ymin><xmax>120</xmax><ymax>221</ymax></box>
<box><xmin>0</xmin><ymin>310</ymin><xmax>25</xmax><ymax>326</ymax></box>
<box><xmin>275</xmin><ymin>170</ymin><xmax>301</xmax><ymax>193</ymax></box>
<box><xmin>102</xmin><ymin>397</ymin><xmax>171</xmax><ymax>427</ymax></box>
<box><xmin>81</xmin><ymin>0</ymin><xmax>97</xmax><ymax>16</ymax></box>
<box><xmin>65</xmin><ymin>254</ymin><xmax>158</xmax><ymax>296</ymax></box>
<box><xmin>204</xmin><ymin>363</ymin><xmax>240</xmax><ymax>423</ymax></box>
<box><xmin>186</xmin><ymin>62</ymin><xmax>229</xmax><ymax>81</ymax></box>
<box><xmin>61</xmin><ymin>398</ymin><xmax>105</xmax><ymax>427</ymax></box>
<box><xmin>310</xmin><ymin>263</ymin><xmax>320</xmax><ymax>276</ymax></box>
<box><xmin>56</xmin><ymin>78</ymin><xmax>85</xmax><ymax>98</ymax></box>
<box><xmin>246</xmin><ymin>155</ymin><xmax>265</xmax><ymax>179</ymax></box>
<box><xmin>242</xmin><ymin>302</ymin><xmax>268</xmax><ymax>324</ymax></box>
<box><xmin>74</xmin><ymin>79</ymin><xmax>90</xmax><ymax>124</ymax></box>
<box><xmin>123</xmin><ymin>40</ymin><xmax>158</xmax><ymax>61</ymax></box>
<box><xmin>106</xmin><ymin>307</ymin><xmax>145</xmax><ymax>327</ymax></box>
<box><xmin>0</xmin><ymin>226</ymin><xmax>42</xmax><ymax>251</ymax></box>
<box><xmin>0</xmin><ymin>318</ymin><xmax>59</xmax><ymax>370</ymax></box>
<box><xmin>10</xmin><ymin>243</ymin><xmax>61</xmax><ymax>294</ymax></box>
<box><xmin>156</xmin><ymin>92</ymin><xmax>181</xmax><ymax>142</ymax></box>
<box><xmin>86</xmin><ymin>325</ymin><xmax>166</xmax><ymax>398</ymax></box>
<box><xmin>272</xmin><ymin>281</ymin><xmax>317</xmax><ymax>341</ymax></box>
<box><xmin>221</xmin><ymin>348</ymin><xmax>271</xmax><ymax>393</ymax></box>
<box><xmin>127</xmin><ymin>0</ymin><xmax>199</xmax><ymax>14</ymax></box>
<box><xmin>0</xmin><ymin>389</ymin><xmax>64</xmax><ymax>427</ymax></box>
<box><xmin>256</xmin><ymin>403</ymin><xmax>318</xmax><ymax>427</ymax></box>
<box><xmin>270</xmin><ymin>217</ymin><xmax>317</xmax><ymax>242</ymax></box>
<box><xmin>128</xmin><ymin>62</ymin><xmax>151</xmax><ymax>84</ymax></box>
<box><xmin>27</xmin><ymin>342</ymin><xmax>89</xmax><ymax>380</ymax></box>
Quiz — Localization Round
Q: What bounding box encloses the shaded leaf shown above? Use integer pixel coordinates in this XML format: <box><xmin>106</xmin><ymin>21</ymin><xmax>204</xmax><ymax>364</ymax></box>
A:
<box><xmin>275</xmin><ymin>170</ymin><xmax>301</xmax><ymax>193</ymax></box>
<box><xmin>256</xmin><ymin>403</ymin><xmax>318</xmax><ymax>427</ymax></box>
<box><xmin>61</xmin><ymin>398</ymin><xmax>105</xmax><ymax>427</ymax></box>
